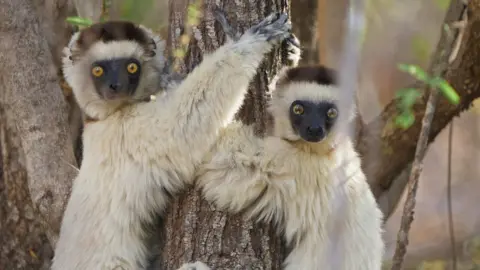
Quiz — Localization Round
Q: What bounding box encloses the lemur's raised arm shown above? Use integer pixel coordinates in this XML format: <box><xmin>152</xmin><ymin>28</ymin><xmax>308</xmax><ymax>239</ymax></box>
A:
<box><xmin>53</xmin><ymin>12</ymin><xmax>294</xmax><ymax>270</ymax></box>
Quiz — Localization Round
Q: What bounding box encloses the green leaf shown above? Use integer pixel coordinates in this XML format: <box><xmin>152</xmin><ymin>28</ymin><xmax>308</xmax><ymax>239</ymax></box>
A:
<box><xmin>66</xmin><ymin>16</ymin><xmax>93</xmax><ymax>27</ymax></box>
<box><xmin>397</xmin><ymin>63</ymin><xmax>430</xmax><ymax>83</ymax></box>
<box><xmin>395</xmin><ymin>111</ymin><xmax>415</xmax><ymax>129</ymax></box>
<box><xmin>396</xmin><ymin>88</ymin><xmax>422</xmax><ymax>109</ymax></box>
<box><xmin>430</xmin><ymin>77</ymin><xmax>460</xmax><ymax>105</ymax></box>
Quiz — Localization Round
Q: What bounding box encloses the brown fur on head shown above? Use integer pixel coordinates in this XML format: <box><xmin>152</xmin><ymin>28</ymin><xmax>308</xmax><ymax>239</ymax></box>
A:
<box><xmin>62</xmin><ymin>21</ymin><xmax>166</xmax><ymax>121</ymax></box>
<box><xmin>72</xmin><ymin>21</ymin><xmax>158</xmax><ymax>61</ymax></box>
<box><xmin>267</xmin><ymin>65</ymin><xmax>354</xmax><ymax>151</ymax></box>
<box><xmin>275</xmin><ymin>65</ymin><xmax>337</xmax><ymax>88</ymax></box>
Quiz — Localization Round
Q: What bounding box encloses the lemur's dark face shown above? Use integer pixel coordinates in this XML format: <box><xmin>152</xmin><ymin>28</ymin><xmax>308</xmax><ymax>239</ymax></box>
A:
<box><xmin>90</xmin><ymin>57</ymin><xmax>142</xmax><ymax>100</ymax></box>
<box><xmin>289</xmin><ymin>100</ymin><xmax>338</xmax><ymax>143</ymax></box>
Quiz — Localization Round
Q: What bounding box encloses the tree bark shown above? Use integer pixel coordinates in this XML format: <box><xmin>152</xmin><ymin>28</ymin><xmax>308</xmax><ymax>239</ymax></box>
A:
<box><xmin>0</xmin><ymin>0</ymin><xmax>78</xmax><ymax>245</ymax></box>
<box><xmin>162</xmin><ymin>0</ymin><xmax>289</xmax><ymax>269</ymax></box>
<box><xmin>291</xmin><ymin>0</ymin><xmax>318</xmax><ymax>64</ymax></box>
<box><xmin>0</xmin><ymin>108</ymin><xmax>53</xmax><ymax>270</ymax></box>
<box><xmin>33</xmin><ymin>0</ymin><xmax>84</xmax><ymax>165</ymax></box>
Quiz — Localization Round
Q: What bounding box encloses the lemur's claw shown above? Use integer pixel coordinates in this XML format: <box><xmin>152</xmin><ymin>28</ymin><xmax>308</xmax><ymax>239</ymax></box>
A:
<box><xmin>248</xmin><ymin>12</ymin><xmax>292</xmax><ymax>45</ymax></box>
<box><xmin>214</xmin><ymin>8</ymin><xmax>292</xmax><ymax>46</ymax></box>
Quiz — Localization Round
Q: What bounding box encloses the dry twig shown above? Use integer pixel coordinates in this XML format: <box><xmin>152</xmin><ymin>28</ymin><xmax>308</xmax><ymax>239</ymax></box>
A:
<box><xmin>390</xmin><ymin>7</ymin><xmax>463</xmax><ymax>269</ymax></box>
<box><xmin>390</xmin><ymin>88</ymin><xmax>440</xmax><ymax>270</ymax></box>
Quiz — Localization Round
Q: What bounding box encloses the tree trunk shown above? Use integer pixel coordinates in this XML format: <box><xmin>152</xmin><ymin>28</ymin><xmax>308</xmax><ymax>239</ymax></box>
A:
<box><xmin>0</xmin><ymin>0</ymin><xmax>78</xmax><ymax>246</ymax></box>
<box><xmin>162</xmin><ymin>0</ymin><xmax>289</xmax><ymax>269</ymax></box>
<box><xmin>0</xmin><ymin>106</ymin><xmax>53</xmax><ymax>270</ymax></box>
<box><xmin>291</xmin><ymin>0</ymin><xmax>319</xmax><ymax>65</ymax></box>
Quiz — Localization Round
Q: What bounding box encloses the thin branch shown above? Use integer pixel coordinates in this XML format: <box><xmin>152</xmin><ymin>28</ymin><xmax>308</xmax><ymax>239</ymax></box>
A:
<box><xmin>390</xmin><ymin>87</ymin><xmax>440</xmax><ymax>270</ymax></box>
<box><xmin>390</xmin><ymin>20</ymin><xmax>459</xmax><ymax>269</ymax></box>
<box><xmin>359</xmin><ymin>0</ymin><xmax>472</xmax><ymax>219</ymax></box>
<box><xmin>447</xmin><ymin>122</ymin><xmax>457</xmax><ymax>270</ymax></box>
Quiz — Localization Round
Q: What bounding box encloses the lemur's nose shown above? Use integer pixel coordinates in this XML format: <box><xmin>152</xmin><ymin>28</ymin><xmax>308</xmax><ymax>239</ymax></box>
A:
<box><xmin>306</xmin><ymin>126</ymin><xmax>324</xmax><ymax>137</ymax></box>
<box><xmin>109</xmin><ymin>83</ymin><xmax>122</xmax><ymax>92</ymax></box>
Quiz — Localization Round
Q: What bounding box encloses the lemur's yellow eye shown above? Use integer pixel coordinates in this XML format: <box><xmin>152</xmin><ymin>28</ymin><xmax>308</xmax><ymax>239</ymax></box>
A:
<box><xmin>292</xmin><ymin>104</ymin><xmax>304</xmax><ymax>115</ymax></box>
<box><xmin>127</xmin><ymin>63</ymin><xmax>138</xmax><ymax>74</ymax></box>
<box><xmin>327</xmin><ymin>107</ymin><xmax>338</xmax><ymax>119</ymax></box>
<box><xmin>91</xmin><ymin>66</ymin><xmax>103</xmax><ymax>77</ymax></box>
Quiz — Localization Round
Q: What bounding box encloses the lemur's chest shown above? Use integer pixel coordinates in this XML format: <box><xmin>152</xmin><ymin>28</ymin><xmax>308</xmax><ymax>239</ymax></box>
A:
<box><xmin>279</xmin><ymin>152</ymin><xmax>336</xmax><ymax>225</ymax></box>
<box><xmin>81</xmin><ymin>119</ymin><xmax>175</xmax><ymax>187</ymax></box>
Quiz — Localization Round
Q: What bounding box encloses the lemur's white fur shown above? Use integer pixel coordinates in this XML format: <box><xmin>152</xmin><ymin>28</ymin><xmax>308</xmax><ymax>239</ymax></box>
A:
<box><xmin>193</xmin><ymin>75</ymin><xmax>385</xmax><ymax>270</ymax></box>
<box><xmin>53</xmin><ymin>15</ymin><xmax>292</xmax><ymax>270</ymax></box>
<box><xmin>63</xmin><ymin>36</ymin><xmax>166</xmax><ymax>121</ymax></box>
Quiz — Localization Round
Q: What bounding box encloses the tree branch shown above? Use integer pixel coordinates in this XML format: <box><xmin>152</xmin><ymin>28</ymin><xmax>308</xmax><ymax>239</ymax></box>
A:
<box><xmin>0</xmin><ymin>0</ymin><xmax>78</xmax><ymax>244</ymax></box>
<box><xmin>357</xmin><ymin>0</ymin><xmax>480</xmax><ymax>218</ymax></box>
<box><xmin>390</xmin><ymin>86</ymin><xmax>441</xmax><ymax>270</ymax></box>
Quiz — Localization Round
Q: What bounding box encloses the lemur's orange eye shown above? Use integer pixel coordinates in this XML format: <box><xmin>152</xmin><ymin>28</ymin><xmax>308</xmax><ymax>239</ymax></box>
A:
<box><xmin>127</xmin><ymin>63</ymin><xmax>138</xmax><ymax>74</ymax></box>
<box><xmin>91</xmin><ymin>66</ymin><xmax>103</xmax><ymax>77</ymax></box>
<box><xmin>327</xmin><ymin>107</ymin><xmax>338</xmax><ymax>119</ymax></box>
<box><xmin>292</xmin><ymin>104</ymin><xmax>304</xmax><ymax>115</ymax></box>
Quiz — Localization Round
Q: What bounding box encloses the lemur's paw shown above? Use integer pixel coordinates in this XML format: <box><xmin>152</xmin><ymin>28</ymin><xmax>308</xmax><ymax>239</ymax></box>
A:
<box><xmin>247</xmin><ymin>12</ymin><xmax>292</xmax><ymax>45</ymax></box>
<box><xmin>284</xmin><ymin>33</ymin><xmax>301</xmax><ymax>67</ymax></box>
<box><xmin>177</xmin><ymin>261</ymin><xmax>211</xmax><ymax>270</ymax></box>
<box><xmin>213</xmin><ymin>8</ymin><xmax>291</xmax><ymax>45</ymax></box>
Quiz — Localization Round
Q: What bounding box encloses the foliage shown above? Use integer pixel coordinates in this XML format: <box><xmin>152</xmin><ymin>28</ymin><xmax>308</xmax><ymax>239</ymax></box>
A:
<box><xmin>394</xmin><ymin>63</ymin><xmax>459</xmax><ymax>129</ymax></box>
<box><xmin>65</xmin><ymin>16</ymin><xmax>93</xmax><ymax>27</ymax></box>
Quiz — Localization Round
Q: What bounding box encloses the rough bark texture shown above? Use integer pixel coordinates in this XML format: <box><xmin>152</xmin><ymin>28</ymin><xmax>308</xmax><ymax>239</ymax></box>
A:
<box><xmin>0</xmin><ymin>108</ymin><xmax>53</xmax><ymax>270</ymax></box>
<box><xmin>162</xmin><ymin>0</ymin><xmax>289</xmax><ymax>269</ymax></box>
<box><xmin>0</xmin><ymin>0</ymin><xmax>78</xmax><ymax>245</ymax></box>
<box><xmin>356</xmin><ymin>0</ymin><xmax>480</xmax><ymax>217</ymax></box>
<box><xmin>33</xmin><ymin>0</ymin><xmax>84</xmax><ymax>165</ymax></box>
<box><xmin>291</xmin><ymin>0</ymin><xmax>318</xmax><ymax>64</ymax></box>
<box><xmin>32</xmin><ymin>0</ymin><xmax>76</xmax><ymax>69</ymax></box>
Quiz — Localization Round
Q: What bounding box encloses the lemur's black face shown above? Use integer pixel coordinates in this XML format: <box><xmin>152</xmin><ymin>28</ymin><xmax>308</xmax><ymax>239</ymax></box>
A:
<box><xmin>90</xmin><ymin>57</ymin><xmax>142</xmax><ymax>100</ymax></box>
<box><xmin>289</xmin><ymin>100</ymin><xmax>338</xmax><ymax>143</ymax></box>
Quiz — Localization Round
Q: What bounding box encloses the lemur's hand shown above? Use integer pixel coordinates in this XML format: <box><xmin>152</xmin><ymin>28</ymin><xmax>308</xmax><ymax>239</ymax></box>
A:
<box><xmin>213</xmin><ymin>7</ymin><xmax>292</xmax><ymax>46</ymax></box>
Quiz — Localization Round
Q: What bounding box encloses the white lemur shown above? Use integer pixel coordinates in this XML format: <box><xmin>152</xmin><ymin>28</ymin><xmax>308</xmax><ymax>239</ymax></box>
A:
<box><xmin>52</xmin><ymin>12</ymin><xmax>295</xmax><ymax>269</ymax></box>
<box><xmin>193</xmin><ymin>58</ymin><xmax>385</xmax><ymax>268</ymax></box>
